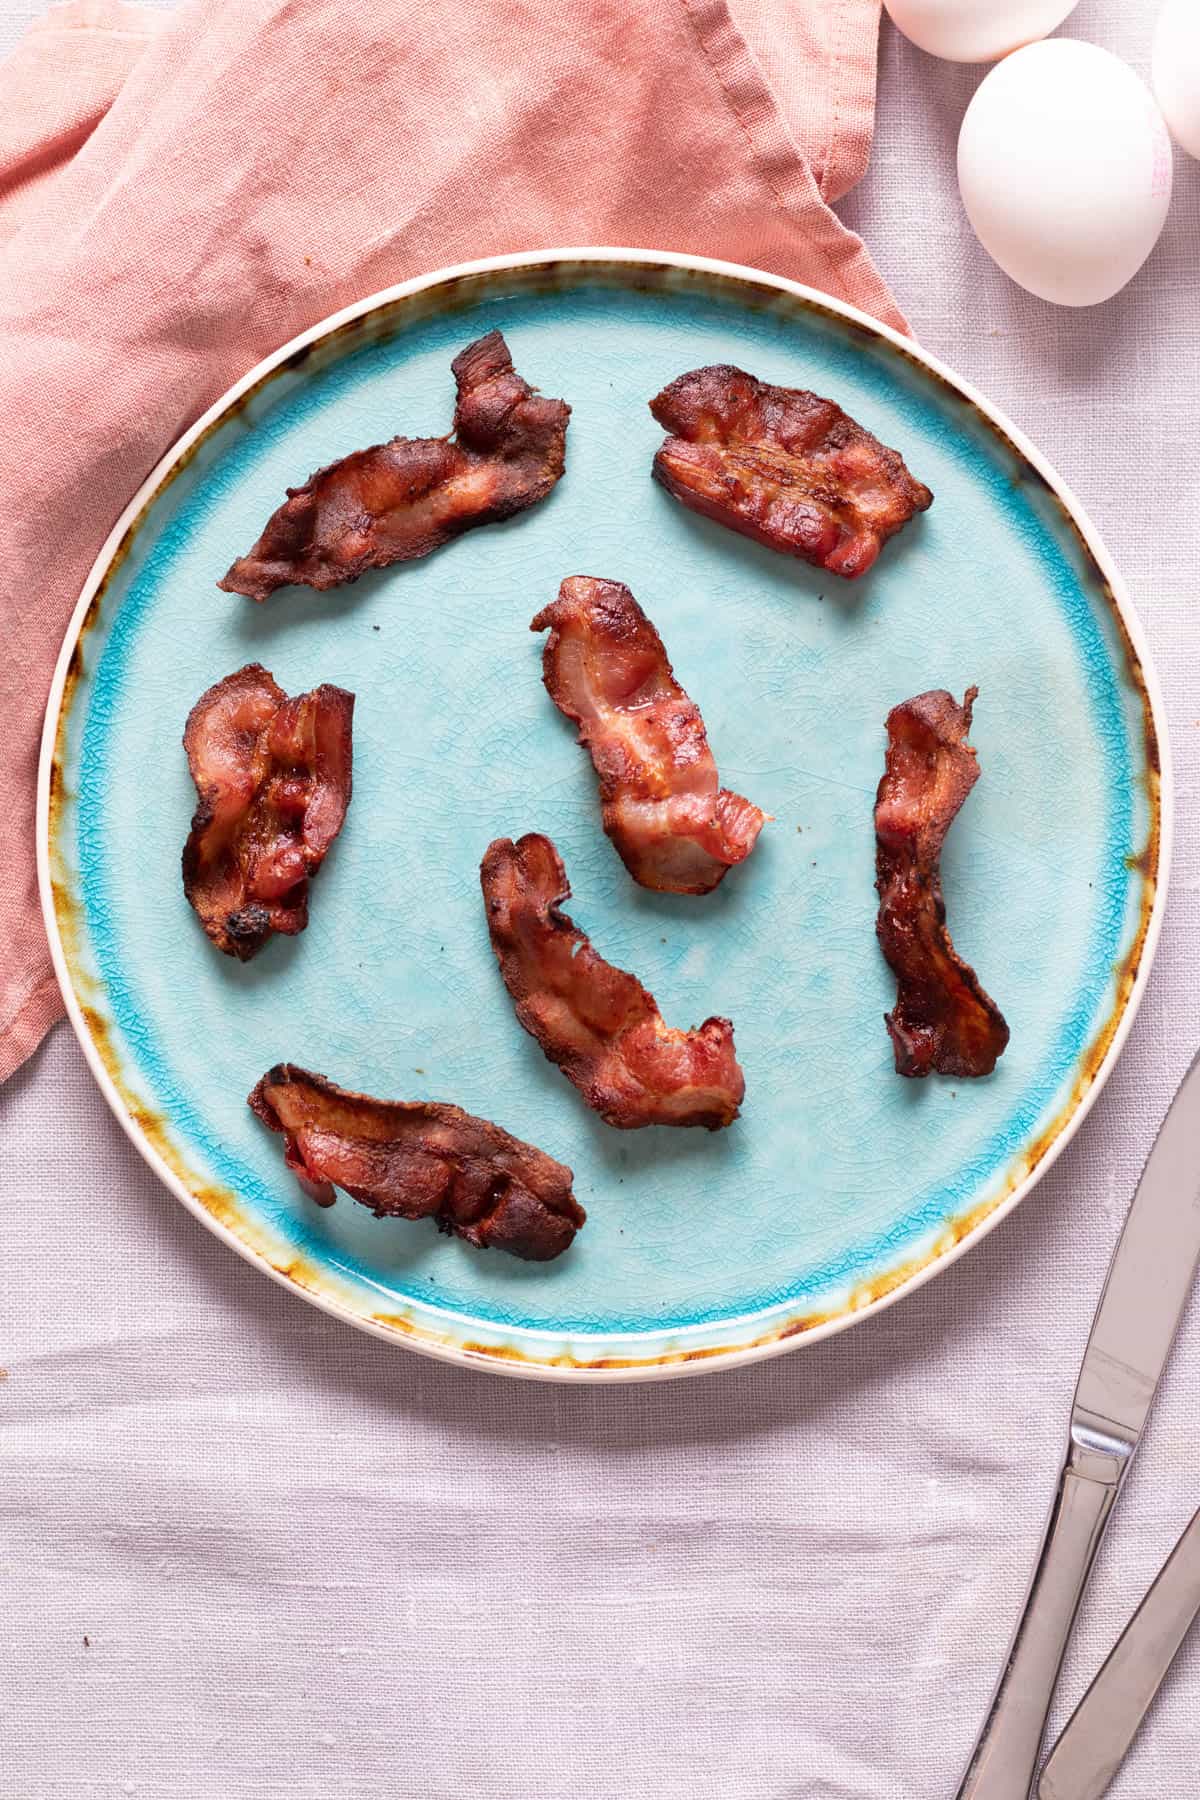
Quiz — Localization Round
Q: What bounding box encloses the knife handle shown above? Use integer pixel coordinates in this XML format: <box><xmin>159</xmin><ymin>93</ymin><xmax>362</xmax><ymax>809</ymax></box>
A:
<box><xmin>1038</xmin><ymin>1506</ymin><xmax>1200</xmax><ymax>1800</ymax></box>
<box><xmin>955</xmin><ymin>1463</ymin><xmax>1118</xmax><ymax>1800</ymax></box>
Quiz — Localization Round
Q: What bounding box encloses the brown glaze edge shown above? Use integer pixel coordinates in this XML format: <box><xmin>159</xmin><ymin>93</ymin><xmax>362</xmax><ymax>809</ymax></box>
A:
<box><xmin>43</xmin><ymin>251</ymin><xmax>1166</xmax><ymax>1377</ymax></box>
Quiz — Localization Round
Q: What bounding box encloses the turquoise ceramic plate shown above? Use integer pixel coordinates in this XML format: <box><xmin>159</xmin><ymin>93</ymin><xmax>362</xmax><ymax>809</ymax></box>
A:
<box><xmin>39</xmin><ymin>251</ymin><xmax>1168</xmax><ymax>1380</ymax></box>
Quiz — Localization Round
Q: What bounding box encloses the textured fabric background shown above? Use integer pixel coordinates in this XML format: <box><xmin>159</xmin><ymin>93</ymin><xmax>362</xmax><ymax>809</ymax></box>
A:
<box><xmin>0</xmin><ymin>0</ymin><xmax>895</xmax><ymax>1082</ymax></box>
<box><xmin>4</xmin><ymin>1</ymin><xmax>1200</xmax><ymax>1795</ymax></box>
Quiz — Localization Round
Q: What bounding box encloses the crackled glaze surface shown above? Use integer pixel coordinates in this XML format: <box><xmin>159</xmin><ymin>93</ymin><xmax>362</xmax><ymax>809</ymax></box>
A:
<box><xmin>42</xmin><ymin>254</ymin><xmax>1165</xmax><ymax>1377</ymax></box>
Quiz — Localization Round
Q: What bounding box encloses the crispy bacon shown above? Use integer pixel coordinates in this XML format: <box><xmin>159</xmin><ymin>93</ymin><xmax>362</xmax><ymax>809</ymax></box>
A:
<box><xmin>480</xmin><ymin>833</ymin><xmax>744</xmax><ymax>1129</ymax></box>
<box><xmin>533</xmin><ymin>576</ymin><xmax>766</xmax><ymax>895</ymax></box>
<box><xmin>249</xmin><ymin>1065</ymin><xmax>584</xmax><ymax>1261</ymax></box>
<box><xmin>219</xmin><ymin>330</ymin><xmax>570</xmax><ymax>601</ymax></box>
<box><xmin>182</xmin><ymin>663</ymin><xmax>353</xmax><ymax>960</ymax></box>
<box><xmin>875</xmin><ymin>688</ymin><xmax>1009</xmax><ymax>1078</ymax></box>
<box><xmin>649</xmin><ymin>364</ymin><xmax>932</xmax><ymax>579</ymax></box>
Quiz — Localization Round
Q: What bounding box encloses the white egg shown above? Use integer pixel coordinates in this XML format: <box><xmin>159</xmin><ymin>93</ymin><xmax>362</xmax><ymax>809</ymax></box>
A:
<box><xmin>1153</xmin><ymin>0</ymin><xmax>1200</xmax><ymax>160</ymax></box>
<box><xmin>883</xmin><ymin>0</ymin><xmax>1078</xmax><ymax>63</ymax></box>
<box><xmin>957</xmin><ymin>41</ymin><xmax>1173</xmax><ymax>306</ymax></box>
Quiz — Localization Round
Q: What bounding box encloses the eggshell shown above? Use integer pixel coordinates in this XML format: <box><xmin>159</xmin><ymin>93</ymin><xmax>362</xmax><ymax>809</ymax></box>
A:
<box><xmin>957</xmin><ymin>41</ymin><xmax>1173</xmax><ymax>306</ymax></box>
<box><xmin>1153</xmin><ymin>0</ymin><xmax>1200</xmax><ymax>160</ymax></box>
<box><xmin>883</xmin><ymin>0</ymin><xmax>1078</xmax><ymax>63</ymax></box>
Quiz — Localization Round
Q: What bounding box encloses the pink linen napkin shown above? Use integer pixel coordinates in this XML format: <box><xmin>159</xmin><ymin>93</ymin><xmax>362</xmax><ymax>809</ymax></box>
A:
<box><xmin>0</xmin><ymin>0</ymin><xmax>901</xmax><ymax>1082</ymax></box>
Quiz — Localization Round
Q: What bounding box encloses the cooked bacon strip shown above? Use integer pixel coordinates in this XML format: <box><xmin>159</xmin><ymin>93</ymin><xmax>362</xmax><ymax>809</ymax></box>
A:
<box><xmin>219</xmin><ymin>330</ymin><xmax>570</xmax><ymax>600</ymax></box>
<box><xmin>480</xmin><ymin>833</ymin><xmax>744</xmax><ymax>1129</ymax></box>
<box><xmin>875</xmin><ymin>688</ymin><xmax>1009</xmax><ymax>1078</ymax></box>
<box><xmin>249</xmin><ymin>1065</ymin><xmax>584</xmax><ymax>1261</ymax></box>
<box><xmin>533</xmin><ymin>576</ymin><xmax>766</xmax><ymax>895</ymax></box>
<box><xmin>182</xmin><ymin>663</ymin><xmax>353</xmax><ymax>960</ymax></box>
<box><xmin>649</xmin><ymin>364</ymin><xmax>932</xmax><ymax>579</ymax></box>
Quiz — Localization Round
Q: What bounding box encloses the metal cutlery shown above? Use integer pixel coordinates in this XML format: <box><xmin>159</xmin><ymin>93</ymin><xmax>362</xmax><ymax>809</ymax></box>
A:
<box><xmin>1038</xmin><ymin>1503</ymin><xmax>1200</xmax><ymax>1800</ymax></box>
<box><xmin>954</xmin><ymin>1048</ymin><xmax>1200</xmax><ymax>1800</ymax></box>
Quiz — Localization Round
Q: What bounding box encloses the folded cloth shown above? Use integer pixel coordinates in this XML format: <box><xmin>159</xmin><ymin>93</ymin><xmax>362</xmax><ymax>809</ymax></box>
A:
<box><xmin>0</xmin><ymin>0</ymin><xmax>901</xmax><ymax>1082</ymax></box>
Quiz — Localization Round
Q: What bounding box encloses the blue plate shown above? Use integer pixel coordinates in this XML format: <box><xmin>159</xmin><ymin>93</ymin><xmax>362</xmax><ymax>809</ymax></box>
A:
<box><xmin>40</xmin><ymin>252</ymin><xmax>1168</xmax><ymax>1379</ymax></box>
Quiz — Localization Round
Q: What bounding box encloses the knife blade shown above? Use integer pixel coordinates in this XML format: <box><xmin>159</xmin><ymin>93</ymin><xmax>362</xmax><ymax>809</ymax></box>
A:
<box><xmin>955</xmin><ymin>1047</ymin><xmax>1200</xmax><ymax>1800</ymax></box>
<box><xmin>1071</xmin><ymin>1053</ymin><xmax>1200</xmax><ymax>1461</ymax></box>
<box><xmin>1038</xmin><ymin>1505</ymin><xmax>1200</xmax><ymax>1800</ymax></box>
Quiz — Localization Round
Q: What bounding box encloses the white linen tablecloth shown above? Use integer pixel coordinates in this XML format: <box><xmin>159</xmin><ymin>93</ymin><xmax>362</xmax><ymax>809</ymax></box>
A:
<box><xmin>3</xmin><ymin>2</ymin><xmax>1199</xmax><ymax>1794</ymax></box>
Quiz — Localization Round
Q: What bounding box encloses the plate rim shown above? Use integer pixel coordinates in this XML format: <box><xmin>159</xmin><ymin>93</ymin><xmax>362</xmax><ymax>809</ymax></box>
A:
<box><xmin>37</xmin><ymin>245</ymin><xmax>1173</xmax><ymax>1382</ymax></box>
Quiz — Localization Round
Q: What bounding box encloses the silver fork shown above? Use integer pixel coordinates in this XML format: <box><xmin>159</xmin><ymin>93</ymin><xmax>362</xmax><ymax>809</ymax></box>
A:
<box><xmin>954</xmin><ymin>1050</ymin><xmax>1200</xmax><ymax>1799</ymax></box>
<box><xmin>1037</xmin><ymin>1505</ymin><xmax>1200</xmax><ymax>1800</ymax></box>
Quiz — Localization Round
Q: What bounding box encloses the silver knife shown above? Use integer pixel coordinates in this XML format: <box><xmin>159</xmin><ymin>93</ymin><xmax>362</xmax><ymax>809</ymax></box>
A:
<box><xmin>1038</xmin><ymin>1504</ymin><xmax>1200</xmax><ymax>1800</ymax></box>
<box><xmin>955</xmin><ymin>1048</ymin><xmax>1200</xmax><ymax>1800</ymax></box>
